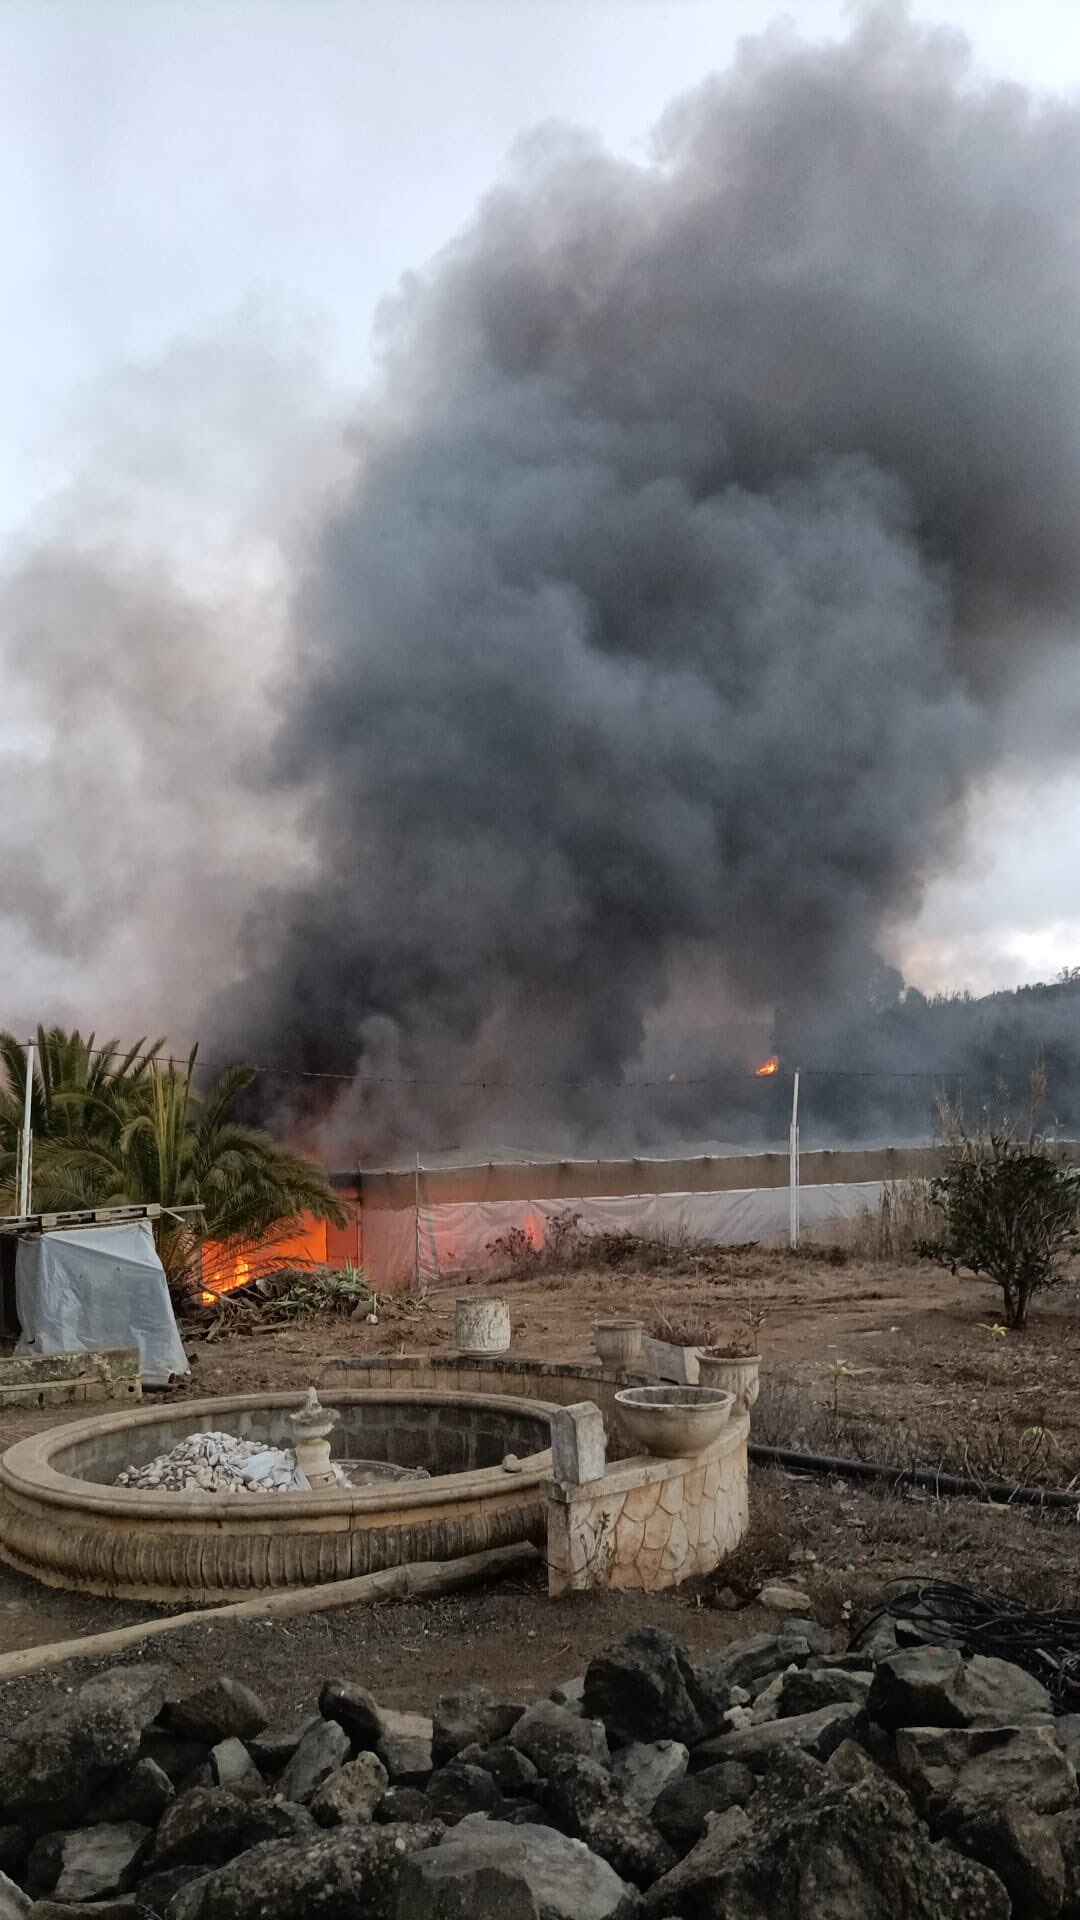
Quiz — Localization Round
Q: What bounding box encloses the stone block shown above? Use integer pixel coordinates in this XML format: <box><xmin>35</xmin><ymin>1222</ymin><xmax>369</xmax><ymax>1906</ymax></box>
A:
<box><xmin>550</xmin><ymin>1404</ymin><xmax>607</xmax><ymax>1487</ymax></box>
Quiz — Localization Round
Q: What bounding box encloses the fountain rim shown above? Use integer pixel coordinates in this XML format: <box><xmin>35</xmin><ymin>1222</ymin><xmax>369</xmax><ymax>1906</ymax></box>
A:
<box><xmin>0</xmin><ymin>1387</ymin><xmax>557</xmax><ymax>1522</ymax></box>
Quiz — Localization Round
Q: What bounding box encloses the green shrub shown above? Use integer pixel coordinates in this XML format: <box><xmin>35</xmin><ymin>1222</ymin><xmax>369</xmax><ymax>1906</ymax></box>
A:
<box><xmin>920</xmin><ymin>1130</ymin><xmax>1080</xmax><ymax>1329</ymax></box>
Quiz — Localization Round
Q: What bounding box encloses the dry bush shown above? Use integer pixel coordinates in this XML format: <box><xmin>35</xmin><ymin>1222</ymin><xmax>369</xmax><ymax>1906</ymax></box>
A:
<box><xmin>486</xmin><ymin>1210</ymin><xmax>757</xmax><ymax>1282</ymax></box>
<box><xmin>827</xmin><ymin>1180</ymin><xmax>937</xmax><ymax>1264</ymax></box>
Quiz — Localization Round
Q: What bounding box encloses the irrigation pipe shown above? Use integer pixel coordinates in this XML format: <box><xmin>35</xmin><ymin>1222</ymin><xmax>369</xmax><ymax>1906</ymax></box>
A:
<box><xmin>0</xmin><ymin>1540</ymin><xmax>541</xmax><ymax>1685</ymax></box>
<box><xmin>750</xmin><ymin>1442</ymin><xmax>1080</xmax><ymax>1512</ymax></box>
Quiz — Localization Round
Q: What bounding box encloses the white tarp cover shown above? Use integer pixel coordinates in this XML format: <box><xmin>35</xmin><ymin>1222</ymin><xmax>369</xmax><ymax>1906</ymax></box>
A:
<box><xmin>367</xmin><ymin>1181</ymin><xmax>886</xmax><ymax>1290</ymax></box>
<box><xmin>16</xmin><ymin>1220</ymin><xmax>190</xmax><ymax>1387</ymax></box>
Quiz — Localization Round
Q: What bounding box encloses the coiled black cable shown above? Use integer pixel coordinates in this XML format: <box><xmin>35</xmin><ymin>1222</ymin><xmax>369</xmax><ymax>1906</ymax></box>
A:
<box><xmin>853</xmin><ymin>1578</ymin><xmax>1080</xmax><ymax>1712</ymax></box>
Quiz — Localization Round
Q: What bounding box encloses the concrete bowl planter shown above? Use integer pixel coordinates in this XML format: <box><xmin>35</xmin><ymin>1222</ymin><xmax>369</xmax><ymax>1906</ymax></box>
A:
<box><xmin>614</xmin><ymin>1385</ymin><xmax>735</xmax><ymax>1459</ymax></box>
<box><xmin>592</xmin><ymin>1318</ymin><xmax>644</xmax><ymax>1369</ymax></box>
<box><xmin>696</xmin><ymin>1351</ymin><xmax>761</xmax><ymax>1413</ymax></box>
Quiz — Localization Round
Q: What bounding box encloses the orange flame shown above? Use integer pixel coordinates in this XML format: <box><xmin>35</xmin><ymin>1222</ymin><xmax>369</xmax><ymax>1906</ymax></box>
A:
<box><xmin>755</xmin><ymin>1055</ymin><xmax>780</xmax><ymax>1077</ymax></box>
<box><xmin>200</xmin><ymin>1219</ymin><xmax>330</xmax><ymax>1305</ymax></box>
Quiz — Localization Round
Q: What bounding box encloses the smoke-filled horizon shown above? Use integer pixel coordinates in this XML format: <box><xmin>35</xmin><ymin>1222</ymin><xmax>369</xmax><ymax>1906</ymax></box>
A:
<box><xmin>205</xmin><ymin>8</ymin><xmax>1080</xmax><ymax>1156</ymax></box>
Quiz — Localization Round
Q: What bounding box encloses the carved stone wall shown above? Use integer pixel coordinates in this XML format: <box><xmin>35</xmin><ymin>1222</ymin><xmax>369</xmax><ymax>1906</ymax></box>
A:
<box><xmin>545</xmin><ymin>1413</ymin><xmax>749</xmax><ymax>1596</ymax></box>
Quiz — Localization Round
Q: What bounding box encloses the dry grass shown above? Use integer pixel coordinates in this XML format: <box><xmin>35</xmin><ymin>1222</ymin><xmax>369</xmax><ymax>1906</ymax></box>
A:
<box><xmin>720</xmin><ymin>1462</ymin><xmax>1080</xmax><ymax>1620</ymax></box>
<box><xmin>486</xmin><ymin>1212</ymin><xmax>767</xmax><ymax>1283</ymax></box>
<box><xmin>753</xmin><ymin>1363</ymin><xmax>1080</xmax><ymax>1492</ymax></box>
<box><xmin>822</xmin><ymin>1180</ymin><xmax>938</xmax><ymax>1264</ymax></box>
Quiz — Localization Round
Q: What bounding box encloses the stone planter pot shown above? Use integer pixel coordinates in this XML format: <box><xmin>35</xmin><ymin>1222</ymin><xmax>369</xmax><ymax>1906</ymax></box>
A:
<box><xmin>643</xmin><ymin>1337</ymin><xmax>700</xmax><ymax>1386</ymax></box>
<box><xmin>614</xmin><ymin>1385</ymin><xmax>735</xmax><ymax>1458</ymax></box>
<box><xmin>454</xmin><ymin>1296</ymin><xmax>512</xmax><ymax>1354</ymax></box>
<box><xmin>593</xmin><ymin>1318</ymin><xmax>644</xmax><ymax>1369</ymax></box>
<box><xmin>697</xmin><ymin>1351</ymin><xmax>761</xmax><ymax>1413</ymax></box>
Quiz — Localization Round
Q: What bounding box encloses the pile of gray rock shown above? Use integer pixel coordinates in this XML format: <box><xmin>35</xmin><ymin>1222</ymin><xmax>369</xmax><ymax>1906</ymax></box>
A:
<box><xmin>1</xmin><ymin>1607</ymin><xmax>1078</xmax><ymax>1920</ymax></box>
<box><xmin>114</xmin><ymin>1434</ymin><xmax>314</xmax><ymax>1496</ymax></box>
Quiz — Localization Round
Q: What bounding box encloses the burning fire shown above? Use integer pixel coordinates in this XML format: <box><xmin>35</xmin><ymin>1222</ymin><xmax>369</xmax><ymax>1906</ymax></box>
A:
<box><xmin>200</xmin><ymin>1219</ymin><xmax>332</xmax><ymax>1305</ymax></box>
<box><xmin>755</xmin><ymin>1055</ymin><xmax>780</xmax><ymax>1077</ymax></box>
<box><xmin>201</xmin><ymin>1252</ymin><xmax>250</xmax><ymax>1307</ymax></box>
<box><xmin>522</xmin><ymin>1212</ymin><xmax>545</xmax><ymax>1252</ymax></box>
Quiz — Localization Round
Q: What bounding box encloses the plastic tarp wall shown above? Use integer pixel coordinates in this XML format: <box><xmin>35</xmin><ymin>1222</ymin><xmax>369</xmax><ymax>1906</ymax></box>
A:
<box><xmin>16</xmin><ymin>1221</ymin><xmax>190</xmax><ymax>1387</ymax></box>
<box><xmin>360</xmin><ymin>1205</ymin><xmax>419</xmax><ymax>1297</ymax></box>
<box><xmin>363</xmin><ymin>1182</ymin><xmax>887</xmax><ymax>1291</ymax></box>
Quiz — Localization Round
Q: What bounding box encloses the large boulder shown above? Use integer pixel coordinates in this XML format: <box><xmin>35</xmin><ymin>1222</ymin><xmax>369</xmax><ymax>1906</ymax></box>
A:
<box><xmin>162</xmin><ymin>1685</ymin><xmax>268</xmax><ymax>1748</ymax></box>
<box><xmin>742</xmin><ymin>1750</ymin><xmax>831</xmax><ymax>1834</ymax></box>
<box><xmin>139</xmin><ymin>1736</ymin><xmax>211</xmax><ymax>1788</ymax></box>
<box><xmin>640</xmin><ymin>1805</ymin><xmax>751</xmax><ymax>1918</ymax></box>
<box><xmin>167</xmin><ymin>1822</ymin><xmax>442</xmax><ymax>1920</ymax></box>
<box><xmin>310</xmin><ymin>1755</ymin><xmax>389</xmax><ymax>1828</ymax></box>
<box><xmin>207</xmin><ymin>1743</ymin><xmax>264</xmax><ymax>1800</ymax></box>
<box><xmin>317</xmin><ymin>1686</ymin><xmax>432</xmax><ymax>1782</ymax></box>
<box><xmin>693</xmin><ymin>1702</ymin><xmax>865</xmax><ymax>1773</ymax></box>
<box><xmin>135</xmin><ymin>1866</ymin><xmax>213</xmax><ymax>1918</ymax></box>
<box><xmin>646</xmin><ymin>1770</ymin><xmax>1010</xmax><ymax>1920</ymax></box>
<box><xmin>246</xmin><ymin>1725</ymin><xmax>318</xmax><ymax>1778</ymax></box>
<box><xmin>896</xmin><ymin>1724</ymin><xmax>1078</xmax><ymax>1830</ymax></box>
<box><xmin>652</xmin><ymin>1760</ymin><xmax>757</xmax><ymax>1854</ymax></box>
<box><xmin>277</xmin><ymin>1720</ymin><xmax>350</xmax><ymax>1804</ymax></box>
<box><xmin>952</xmin><ymin>1805</ymin><xmax>1065</xmax><ymax>1920</ymax></box>
<box><xmin>432</xmin><ymin>1691</ymin><xmax>522</xmax><ymax>1765</ymax></box>
<box><xmin>459</xmin><ymin>1743</ymin><xmax>540</xmax><ymax>1799</ymax></box>
<box><xmin>85</xmin><ymin>1760</ymin><xmax>175</xmax><ymax>1827</ymax></box>
<box><xmin>510</xmin><ymin>1704</ymin><xmax>608</xmax><ymax>1777</ymax></box>
<box><xmin>151</xmin><ymin>1788</ymin><xmax>313</xmax><ymax>1870</ymax></box>
<box><xmin>777</xmin><ymin>1669</ymin><xmax>873</xmax><ymax>1717</ymax></box>
<box><xmin>610</xmin><ymin>1740</ymin><xmax>688</xmax><ymax>1811</ymax></box>
<box><xmin>1054</xmin><ymin>1809</ymin><xmax>1080</xmax><ymax>1919</ymax></box>
<box><xmin>0</xmin><ymin>1875</ymin><xmax>28</xmax><ymax>1920</ymax></box>
<box><xmin>694</xmin><ymin>1628</ymin><xmax>823</xmax><ymax>1707</ymax></box>
<box><xmin>49</xmin><ymin>1823</ymin><xmax>152</xmax><ymax>1903</ymax></box>
<box><xmin>318</xmin><ymin>1684</ymin><xmax>381</xmax><ymax>1750</ymax></box>
<box><xmin>376</xmin><ymin>1714</ymin><xmax>433</xmax><ymax>1786</ymax></box>
<box><xmin>0</xmin><ymin>1668</ymin><xmax>168</xmax><ymax>1832</ymax></box>
<box><xmin>373</xmin><ymin>1790</ymin><xmax>431</xmax><ymax>1827</ymax></box>
<box><xmin>393</xmin><ymin>1816</ymin><xmax>636</xmax><ymax>1920</ymax></box>
<box><xmin>583</xmin><ymin>1630</ymin><xmax>706</xmax><ymax>1749</ymax></box>
<box><xmin>424</xmin><ymin>1763</ymin><xmax>502</xmax><ymax>1826</ymax></box>
<box><xmin>543</xmin><ymin>1755</ymin><xmax>675</xmax><ymax>1887</ymax></box>
<box><xmin>869</xmin><ymin>1648</ymin><xmax>1052</xmax><ymax>1731</ymax></box>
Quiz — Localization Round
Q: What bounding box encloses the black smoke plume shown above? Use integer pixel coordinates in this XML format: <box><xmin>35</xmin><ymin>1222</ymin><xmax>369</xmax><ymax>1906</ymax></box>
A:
<box><xmin>215</xmin><ymin>16</ymin><xmax>1080</xmax><ymax>1153</ymax></box>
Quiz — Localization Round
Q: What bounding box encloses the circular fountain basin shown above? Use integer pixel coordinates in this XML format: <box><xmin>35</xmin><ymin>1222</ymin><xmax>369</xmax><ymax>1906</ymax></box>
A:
<box><xmin>0</xmin><ymin>1389</ymin><xmax>556</xmax><ymax>1603</ymax></box>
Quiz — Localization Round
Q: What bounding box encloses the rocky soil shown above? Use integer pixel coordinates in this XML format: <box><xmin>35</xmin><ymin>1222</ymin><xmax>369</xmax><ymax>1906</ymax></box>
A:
<box><xmin>1</xmin><ymin>1597</ymin><xmax>1078</xmax><ymax>1918</ymax></box>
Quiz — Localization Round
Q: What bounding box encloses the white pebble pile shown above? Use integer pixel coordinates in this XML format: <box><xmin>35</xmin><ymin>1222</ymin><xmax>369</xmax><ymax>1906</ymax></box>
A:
<box><xmin>115</xmin><ymin>1429</ymin><xmax>320</xmax><ymax>1494</ymax></box>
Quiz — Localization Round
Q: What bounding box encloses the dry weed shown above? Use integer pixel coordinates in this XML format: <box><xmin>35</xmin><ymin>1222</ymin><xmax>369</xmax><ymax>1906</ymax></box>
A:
<box><xmin>823</xmin><ymin>1180</ymin><xmax>938</xmax><ymax>1264</ymax></box>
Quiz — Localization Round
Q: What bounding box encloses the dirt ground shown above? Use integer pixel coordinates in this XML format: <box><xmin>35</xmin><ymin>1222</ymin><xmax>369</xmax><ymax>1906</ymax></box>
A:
<box><xmin>2</xmin><ymin>1246</ymin><xmax>1080</xmax><ymax>1710</ymax></box>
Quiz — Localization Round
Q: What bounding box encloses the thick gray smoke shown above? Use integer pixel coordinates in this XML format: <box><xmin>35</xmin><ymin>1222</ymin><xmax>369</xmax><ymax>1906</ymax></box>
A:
<box><xmin>215</xmin><ymin>8</ymin><xmax>1080</xmax><ymax>1157</ymax></box>
<box><xmin>0</xmin><ymin>313</ymin><xmax>345</xmax><ymax>1040</ymax></box>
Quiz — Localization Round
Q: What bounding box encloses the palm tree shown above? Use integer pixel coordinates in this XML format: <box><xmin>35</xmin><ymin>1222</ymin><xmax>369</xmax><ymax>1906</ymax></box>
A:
<box><xmin>0</xmin><ymin>1035</ymin><xmax>345</xmax><ymax>1302</ymax></box>
<box><xmin>0</xmin><ymin>1026</ymin><xmax>164</xmax><ymax>1197</ymax></box>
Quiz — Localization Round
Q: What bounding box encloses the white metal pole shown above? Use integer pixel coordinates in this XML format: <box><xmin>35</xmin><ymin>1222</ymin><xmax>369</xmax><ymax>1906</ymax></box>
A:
<box><xmin>789</xmin><ymin>1069</ymin><xmax>801</xmax><ymax>1251</ymax></box>
<box><xmin>17</xmin><ymin>1038</ymin><xmax>35</xmax><ymax>1217</ymax></box>
<box><xmin>413</xmin><ymin>1150</ymin><xmax>424</xmax><ymax>1299</ymax></box>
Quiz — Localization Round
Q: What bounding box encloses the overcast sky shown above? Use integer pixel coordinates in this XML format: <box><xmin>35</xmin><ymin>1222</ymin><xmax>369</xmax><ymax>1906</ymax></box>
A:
<box><xmin>4</xmin><ymin>0</ymin><xmax>1080</xmax><ymax>1008</ymax></box>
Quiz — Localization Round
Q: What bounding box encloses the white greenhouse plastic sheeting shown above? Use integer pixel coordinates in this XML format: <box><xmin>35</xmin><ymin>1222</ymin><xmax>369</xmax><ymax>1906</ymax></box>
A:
<box><xmin>363</xmin><ymin>1181</ymin><xmax>887</xmax><ymax>1290</ymax></box>
<box><xmin>16</xmin><ymin>1220</ymin><xmax>190</xmax><ymax>1387</ymax></box>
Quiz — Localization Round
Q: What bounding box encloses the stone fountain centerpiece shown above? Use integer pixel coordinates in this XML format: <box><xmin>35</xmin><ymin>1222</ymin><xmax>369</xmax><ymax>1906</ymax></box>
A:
<box><xmin>288</xmin><ymin>1386</ymin><xmax>341</xmax><ymax>1490</ymax></box>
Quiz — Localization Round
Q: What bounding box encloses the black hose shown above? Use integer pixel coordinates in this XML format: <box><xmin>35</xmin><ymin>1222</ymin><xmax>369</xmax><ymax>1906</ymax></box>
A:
<box><xmin>748</xmin><ymin>1442</ymin><xmax>1080</xmax><ymax>1511</ymax></box>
